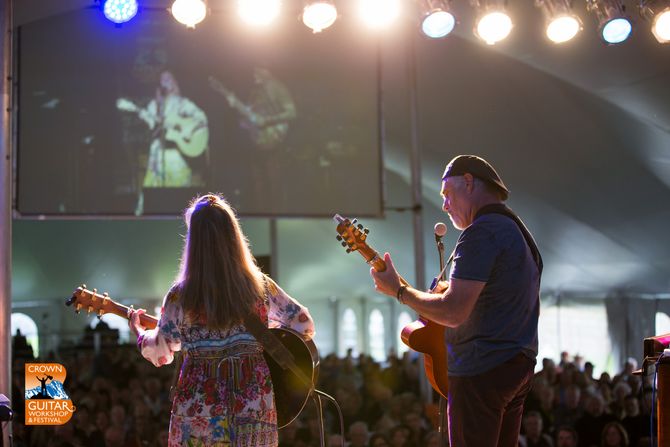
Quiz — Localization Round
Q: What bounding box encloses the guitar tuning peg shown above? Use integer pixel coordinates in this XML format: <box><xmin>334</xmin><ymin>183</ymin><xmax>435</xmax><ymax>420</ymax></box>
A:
<box><xmin>81</xmin><ymin>283</ymin><xmax>87</xmax><ymax>289</ymax></box>
<box><xmin>87</xmin><ymin>306</ymin><xmax>93</xmax><ymax>314</ymax></box>
<box><xmin>352</xmin><ymin>218</ymin><xmax>358</xmax><ymax>224</ymax></box>
<box><xmin>75</xmin><ymin>303</ymin><xmax>82</xmax><ymax>313</ymax></box>
<box><xmin>336</xmin><ymin>235</ymin><xmax>342</xmax><ymax>241</ymax></box>
<box><xmin>341</xmin><ymin>242</ymin><xmax>347</xmax><ymax>247</ymax></box>
<box><xmin>364</xmin><ymin>229</ymin><xmax>369</xmax><ymax>234</ymax></box>
<box><xmin>346</xmin><ymin>248</ymin><xmax>351</xmax><ymax>253</ymax></box>
<box><xmin>357</xmin><ymin>224</ymin><xmax>363</xmax><ymax>229</ymax></box>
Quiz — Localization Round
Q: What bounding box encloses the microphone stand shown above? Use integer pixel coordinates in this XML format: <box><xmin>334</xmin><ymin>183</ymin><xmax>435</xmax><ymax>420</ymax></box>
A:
<box><xmin>434</xmin><ymin>233</ymin><xmax>448</xmax><ymax>447</ymax></box>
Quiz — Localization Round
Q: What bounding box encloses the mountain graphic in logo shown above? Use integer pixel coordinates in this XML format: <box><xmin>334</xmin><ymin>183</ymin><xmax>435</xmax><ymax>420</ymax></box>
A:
<box><xmin>25</xmin><ymin>380</ymin><xmax>70</xmax><ymax>400</ymax></box>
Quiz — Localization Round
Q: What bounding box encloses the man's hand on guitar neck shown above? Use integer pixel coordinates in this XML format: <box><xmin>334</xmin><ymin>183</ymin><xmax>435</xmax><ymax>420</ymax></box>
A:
<box><xmin>369</xmin><ymin>253</ymin><xmax>406</xmax><ymax>300</ymax></box>
<box><xmin>432</xmin><ymin>280</ymin><xmax>450</xmax><ymax>294</ymax></box>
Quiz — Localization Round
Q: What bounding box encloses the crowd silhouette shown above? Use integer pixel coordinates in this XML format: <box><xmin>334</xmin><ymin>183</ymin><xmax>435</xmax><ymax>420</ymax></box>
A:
<box><xmin>10</xmin><ymin>332</ymin><xmax>655</xmax><ymax>447</ymax></box>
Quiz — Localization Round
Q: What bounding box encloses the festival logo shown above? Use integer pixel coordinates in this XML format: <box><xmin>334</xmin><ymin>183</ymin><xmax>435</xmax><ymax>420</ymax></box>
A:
<box><xmin>24</xmin><ymin>363</ymin><xmax>76</xmax><ymax>425</ymax></box>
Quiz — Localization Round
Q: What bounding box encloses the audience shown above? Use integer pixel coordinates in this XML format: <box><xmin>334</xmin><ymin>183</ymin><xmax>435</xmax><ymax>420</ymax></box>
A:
<box><xmin>10</xmin><ymin>333</ymin><xmax>657</xmax><ymax>447</ymax></box>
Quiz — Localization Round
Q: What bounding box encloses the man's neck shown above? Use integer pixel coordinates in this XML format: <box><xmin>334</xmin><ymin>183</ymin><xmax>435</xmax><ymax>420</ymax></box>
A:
<box><xmin>467</xmin><ymin>196</ymin><xmax>504</xmax><ymax>225</ymax></box>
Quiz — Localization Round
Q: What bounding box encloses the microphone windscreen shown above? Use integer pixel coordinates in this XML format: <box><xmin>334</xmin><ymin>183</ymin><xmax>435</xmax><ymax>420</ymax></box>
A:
<box><xmin>434</xmin><ymin>222</ymin><xmax>447</xmax><ymax>237</ymax></box>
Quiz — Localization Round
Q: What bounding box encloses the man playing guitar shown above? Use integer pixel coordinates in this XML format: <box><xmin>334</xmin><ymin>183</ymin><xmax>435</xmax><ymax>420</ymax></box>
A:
<box><xmin>369</xmin><ymin>155</ymin><xmax>542</xmax><ymax>447</ymax></box>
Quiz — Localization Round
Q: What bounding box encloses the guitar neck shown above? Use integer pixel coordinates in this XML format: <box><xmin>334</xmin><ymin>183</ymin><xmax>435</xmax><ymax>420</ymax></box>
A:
<box><xmin>359</xmin><ymin>246</ymin><xmax>387</xmax><ymax>273</ymax></box>
<box><xmin>114</xmin><ymin>303</ymin><xmax>159</xmax><ymax>330</ymax></box>
<box><xmin>67</xmin><ymin>287</ymin><xmax>158</xmax><ymax>330</ymax></box>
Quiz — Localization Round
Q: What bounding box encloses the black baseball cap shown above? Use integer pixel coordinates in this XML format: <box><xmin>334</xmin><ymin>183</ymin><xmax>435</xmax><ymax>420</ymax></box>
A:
<box><xmin>442</xmin><ymin>155</ymin><xmax>510</xmax><ymax>200</ymax></box>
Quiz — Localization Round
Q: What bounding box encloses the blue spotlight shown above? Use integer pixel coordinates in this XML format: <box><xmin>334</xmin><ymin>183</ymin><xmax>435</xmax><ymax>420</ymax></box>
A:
<box><xmin>587</xmin><ymin>0</ymin><xmax>631</xmax><ymax>44</ymax></box>
<box><xmin>103</xmin><ymin>0</ymin><xmax>139</xmax><ymax>24</ymax></box>
<box><xmin>602</xmin><ymin>17</ymin><xmax>632</xmax><ymax>43</ymax></box>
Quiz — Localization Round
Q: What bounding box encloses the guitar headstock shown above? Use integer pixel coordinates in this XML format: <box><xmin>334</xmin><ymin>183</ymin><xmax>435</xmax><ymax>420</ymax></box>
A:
<box><xmin>116</xmin><ymin>98</ymin><xmax>138</xmax><ymax>113</ymax></box>
<box><xmin>333</xmin><ymin>214</ymin><xmax>386</xmax><ymax>271</ymax></box>
<box><xmin>333</xmin><ymin>214</ymin><xmax>369</xmax><ymax>254</ymax></box>
<box><xmin>65</xmin><ymin>285</ymin><xmax>118</xmax><ymax>319</ymax></box>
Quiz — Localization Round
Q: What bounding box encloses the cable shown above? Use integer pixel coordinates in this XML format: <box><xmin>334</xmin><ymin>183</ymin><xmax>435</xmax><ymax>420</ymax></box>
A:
<box><xmin>313</xmin><ymin>389</ymin><xmax>345</xmax><ymax>447</ymax></box>
<box><xmin>651</xmin><ymin>350</ymin><xmax>668</xmax><ymax>447</ymax></box>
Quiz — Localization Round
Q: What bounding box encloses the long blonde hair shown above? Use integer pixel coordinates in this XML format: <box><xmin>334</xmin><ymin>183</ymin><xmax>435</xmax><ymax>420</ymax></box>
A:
<box><xmin>175</xmin><ymin>194</ymin><xmax>265</xmax><ymax>330</ymax></box>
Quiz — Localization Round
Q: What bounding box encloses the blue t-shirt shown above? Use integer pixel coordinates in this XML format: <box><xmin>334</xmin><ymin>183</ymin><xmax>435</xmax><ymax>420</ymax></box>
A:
<box><xmin>445</xmin><ymin>213</ymin><xmax>540</xmax><ymax>376</ymax></box>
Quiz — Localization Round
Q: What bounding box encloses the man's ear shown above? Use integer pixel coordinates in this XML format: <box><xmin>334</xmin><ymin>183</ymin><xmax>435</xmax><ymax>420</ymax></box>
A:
<box><xmin>463</xmin><ymin>173</ymin><xmax>475</xmax><ymax>192</ymax></box>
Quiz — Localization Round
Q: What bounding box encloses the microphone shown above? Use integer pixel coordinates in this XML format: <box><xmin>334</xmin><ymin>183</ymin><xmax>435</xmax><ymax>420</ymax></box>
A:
<box><xmin>429</xmin><ymin>222</ymin><xmax>448</xmax><ymax>291</ymax></box>
<box><xmin>434</xmin><ymin>222</ymin><xmax>447</xmax><ymax>243</ymax></box>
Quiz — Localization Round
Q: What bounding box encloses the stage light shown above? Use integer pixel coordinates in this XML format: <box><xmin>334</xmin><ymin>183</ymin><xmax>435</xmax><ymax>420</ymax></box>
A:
<box><xmin>586</xmin><ymin>0</ymin><xmax>632</xmax><ymax>44</ymax></box>
<box><xmin>103</xmin><ymin>0</ymin><xmax>138</xmax><ymax>24</ymax></box>
<box><xmin>238</xmin><ymin>0</ymin><xmax>282</xmax><ymax>26</ymax></box>
<box><xmin>171</xmin><ymin>0</ymin><xmax>207</xmax><ymax>28</ymax></box>
<box><xmin>419</xmin><ymin>0</ymin><xmax>456</xmax><ymax>38</ymax></box>
<box><xmin>536</xmin><ymin>0</ymin><xmax>581</xmax><ymax>43</ymax></box>
<box><xmin>471</xmin><ymin>0</ymin><xmax>513</xmax><ymax>45</ymax></box>
<box><xmin>303</xmin><ymin>1</ymin><xmax>338</xmax><ymax>33</ymax></box>
<box><xmin>358</xmin><ymin>0</ymin><xmax>401</xmax><ymax>29</ymax></box>
<box><xmin>640</xmin><ymin>0</ymin><xmax>670</xmax><ymax>43</ymax></box>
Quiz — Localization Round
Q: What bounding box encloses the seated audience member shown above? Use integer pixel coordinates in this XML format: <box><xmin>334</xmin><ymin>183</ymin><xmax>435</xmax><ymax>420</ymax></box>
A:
<box><xmin>519</xmin><ymin>411</ymin><xmax>554</xmax><ymax>447</ymax></box>
<box><xmin>348</xmin><ymin>421</ymin><xmax>371</xmax><ymax>447</ymax></box>
<box><xmin>575</xmin><ymin>393</ymin><xmax>617</xmax><ymax>447</ymax></box>
<box><xmin>553</xmin><ymin>383</ymin><xmax>582</xmax><ymax>429</ymax></box>
<box><xmin>600</xmin><ymin>421</ymin><xmax>629</xmax><ymax>447</ymax></box>
<box><xmin>621</xmin><ymin>395</ymin><xmax>649</xmax><ymax>446</ymax></box>
<box><xmin>555</xmin><ymin>426</ymin><xmax>578</xmax><ymax>447</ymax></box>
<box><xmin>369</xmin><ymin>433</ymin><xmax>391</xmax><ymax>447</ymax></box>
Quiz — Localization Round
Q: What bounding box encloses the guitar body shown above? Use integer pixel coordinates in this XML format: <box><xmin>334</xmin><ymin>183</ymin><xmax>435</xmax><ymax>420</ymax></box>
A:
<box><xmin>164</xmin><ymin>122</ymin><xmax>209</xmax><ymax>158</ymax></box>
<box><xmin>401</xmin><ymin>317</ymin><xmax>448</xmax><ymax>399</ymax></box>
<box><xmin>208</xmin><ymin>76</ymin><xmax>288</xmax><ymax>150</ymax></box>
<box><xmin>66</xmin><ymin>287</ymin><xmax>317</xmax><ymax>428</ymax></box>
<box><xmin>241</xmin><ymin>120</ymin><xmax>288</xmax><ymax>151</ymax></box>
<box><xmin>264</xmin><ymin>328</ymin><xmax>320</xmax><ymax>428</ymax></box>
<box><xmin>117</xmin><ymin>98</ymin><xmax>208</xmax><ymax>158</ymax></box>
<box><xmin>334</xmin><ymin>215</ymin><xmax>449</xmax><ymax>398</ymax></box>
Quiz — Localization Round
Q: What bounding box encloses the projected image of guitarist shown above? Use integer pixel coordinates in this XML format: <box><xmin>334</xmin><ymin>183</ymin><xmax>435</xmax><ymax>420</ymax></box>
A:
<box><xmin>368</xmin><ymin>155</ymin><xmax>543</xmax><ymax>447</ymax></box>
<box><xmin>117</xmin><ymin>70</ymin><xmax>209</xmax><ymax>215</ymax></box>
<box><xmin>209</xmin><ymin>68</ymin><xmax>295</xmax><ymax>151</ymax></box>
<box><xmin>209</xmin><ymin>68</ymin><xmax>296</xmax><ymax>204</ymax></box>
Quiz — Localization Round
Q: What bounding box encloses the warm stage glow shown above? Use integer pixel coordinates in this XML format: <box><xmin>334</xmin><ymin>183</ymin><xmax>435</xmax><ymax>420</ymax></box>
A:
<box><xmin>422</xmin><ymin>10</ymin><xmax>456</xmax><ymax>38</ymax></box>
<box><xmin>476</xmin><ymin>11</ymin><xmax>513</xmax><ymax>45</ymax></box>
<box><xmin>303</xmin><ymin>1</ymin><xmax>338</xmax><ymax>33</ymax></box>
<box><xmin>171</xmin><ymin>0</ymin><xmax>207</xmax><ymax>28</ymax></box>
<box><xmin>652</xmin><ymin>9</ymin><xmax>670</xmax><ymax>42</ymax></box>
<box><xmin>546</xmin><ymin>15</ymin><xmax>581</xmax><ymax>43</ymax></box>
<box><xmin>358</xmin><ymin>0</ymin><xmax>401</xmax><ymax>29</ymax></box>
<box><xmin>238</xmin><ymin>0</ymin><xmax>282</xmax><ymax>26</ymax></box>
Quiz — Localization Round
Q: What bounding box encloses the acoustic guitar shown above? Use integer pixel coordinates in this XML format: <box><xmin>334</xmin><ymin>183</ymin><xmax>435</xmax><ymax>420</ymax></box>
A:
<box><xmin>65</xmin><ymin>285</ymin><xmax>319</xmax><ymax>428</ymax></box>
<box><xmin>116</xmin><ymin>98</ymin><xmax>209</xmax><ymax>158</ymax></box>
<box><xmin>208</xmin><ymin>76</ymin><xmax>290</xmax><ymax>151</ymax></box>
<box><xmin>333</xmin><ymin>215</ymin><xmax>449</xmax><ymax>399</ymax></box>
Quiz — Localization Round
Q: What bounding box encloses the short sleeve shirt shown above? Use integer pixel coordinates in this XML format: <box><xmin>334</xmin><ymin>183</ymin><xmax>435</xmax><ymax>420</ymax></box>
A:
<box><xmin>445</xmin><ymin>213</ymin><xmax>540</xmax><ymax>376</ymax></box>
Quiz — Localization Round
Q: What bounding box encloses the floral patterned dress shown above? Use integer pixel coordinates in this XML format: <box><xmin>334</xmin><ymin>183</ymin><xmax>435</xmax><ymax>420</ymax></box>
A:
<box><xmin>137</xmin><ymin>278</ymin><xmax>315</xmax><ymax>447</ymax></box>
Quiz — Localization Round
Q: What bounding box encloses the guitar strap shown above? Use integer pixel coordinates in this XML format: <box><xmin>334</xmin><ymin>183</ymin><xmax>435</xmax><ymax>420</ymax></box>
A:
<box><xmin>243</xmin><ymin>277</ymin><xmax>314</xmax><ymax>388</ymax></box>
<box><xmin>474</xmin><ymin>204</ymin><xmax>544</xmax><ymax>273</ymax></box>
<box><xmin>242</xmin><ymin>313</ymin><xmax>314</xmax><ymax>388</ymax></box>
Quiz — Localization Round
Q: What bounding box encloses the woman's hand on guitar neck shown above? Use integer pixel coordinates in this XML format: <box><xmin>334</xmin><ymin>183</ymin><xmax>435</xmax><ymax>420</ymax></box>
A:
<box><xmin>370</xmin><ymin>253</ymin><xmax>405</xmax><ymax>299</ymax></box>
<box><xmin>128</xmin><ymin>308</ymin><xmax>148</xmax><ymax>337</ymax></box>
